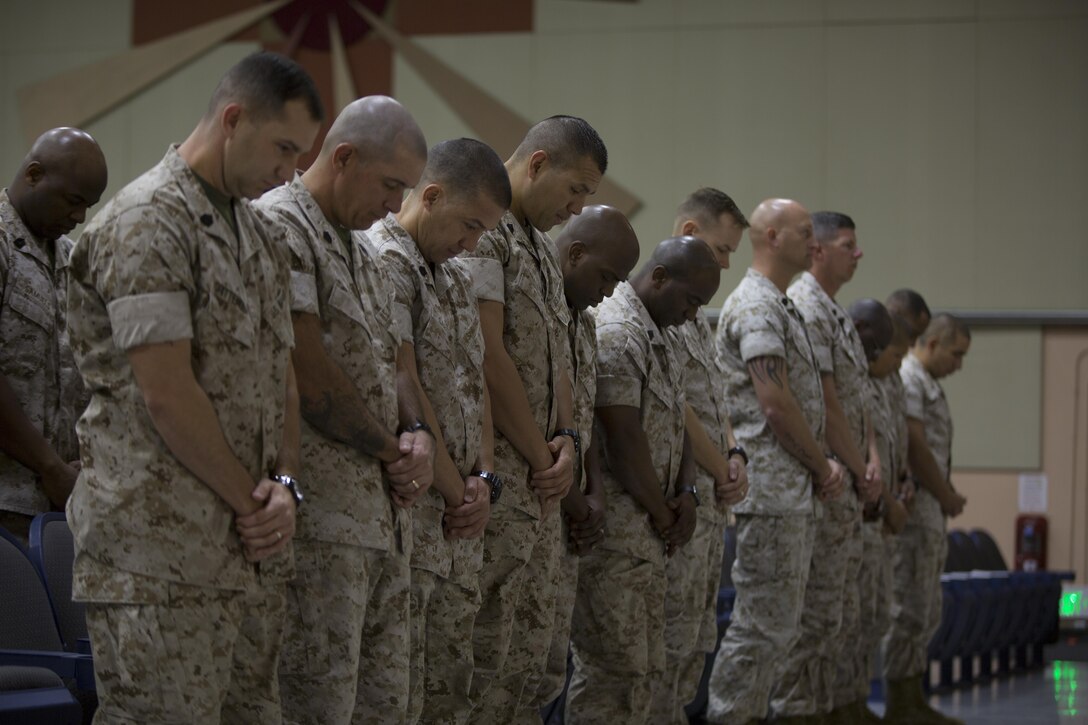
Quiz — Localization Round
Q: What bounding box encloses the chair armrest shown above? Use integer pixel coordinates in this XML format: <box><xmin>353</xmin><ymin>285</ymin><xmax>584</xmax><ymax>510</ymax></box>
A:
<box><xmin>0</xmin><ymin>649</ymin><xmax>94</xmax><ymax>691</ymax></box>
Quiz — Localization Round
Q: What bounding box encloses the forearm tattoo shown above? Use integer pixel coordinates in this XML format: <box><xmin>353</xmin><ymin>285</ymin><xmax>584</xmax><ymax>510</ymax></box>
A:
<box><xmin>748</xmin><ymin>356</ymin><xmax>785</xmax><ymax>389</ymax></box>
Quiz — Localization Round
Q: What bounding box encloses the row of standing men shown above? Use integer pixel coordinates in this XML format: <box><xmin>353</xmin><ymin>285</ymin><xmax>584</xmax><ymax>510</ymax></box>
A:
<box><xmin>0</xmin><ymin>51</ymin><xmax>971</xmax><ymax>725</ymax></box>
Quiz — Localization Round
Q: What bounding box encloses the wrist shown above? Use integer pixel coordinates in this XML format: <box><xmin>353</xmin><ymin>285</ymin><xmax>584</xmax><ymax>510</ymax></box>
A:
<box><xmin>727</xmin><ymin>445</ymin><xmax>748</xmax><ymax>466</ymax></box>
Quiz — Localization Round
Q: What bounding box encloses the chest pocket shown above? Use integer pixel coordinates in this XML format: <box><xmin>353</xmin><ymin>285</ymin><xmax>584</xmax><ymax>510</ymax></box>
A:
<box><xmin>8</xmin><ymin>281</ymin><xmax>54</xmax><ymax>333</ymax></box>
<box><xmin>327</xmin><ymin>284</ymin><xmax>367</xmax><ymax>328</ymax></box>
<box><xmin>509</xmin><ymin>244</ymin><xmax>549</xmax><ymax>320</ymax></box>
<box><xmin>208</xmin><ymin>279</ymin><xmax>255</xmax><ymax>348</ymax></box>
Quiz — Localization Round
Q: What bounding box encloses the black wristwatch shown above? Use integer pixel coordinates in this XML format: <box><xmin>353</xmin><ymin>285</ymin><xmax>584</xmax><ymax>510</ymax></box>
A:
<box><xmin>398</xmin><ymin>419</ymin><xmax>434</xmax><ymax>438</ymax></box>
<box><xmin>552</xmin><ymin>428</ymin><xmax>581</xmax><ymax>455</ymax></box>
<box><xmin>270</xmin><ymin>473</ymin><xmax>304</xmax><ymax>507</ymax></box>
<box><xmin>472</xmin><ymin>470</ymin><xmax>503</xmax><ymax>504</ymax></box>
<box><xmin>727</xmin><ymin>445</ymin><xmax>748</xmax><ymax>466</ymax></box>
<box><xmin>679</xmin><ymin>484</ymin><xmax>701</xmax><ymax>507</ymax></box>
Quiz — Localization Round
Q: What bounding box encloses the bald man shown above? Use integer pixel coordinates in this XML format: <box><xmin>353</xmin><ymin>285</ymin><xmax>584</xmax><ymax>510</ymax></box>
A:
<box><xmin>1</xmin><ymin>127</ymin><xmax>106</xmax><ymax>543</ymax></box>
<box><xmin>656</xmin><ymin>188</ymin><xmax>750</xmax><ymax>724</ymax></box>
<box><xmin>459</xmin><ymin>115</ymin><xmax>606</xmax><ymax>722</ymax></box>
<box><xmin>533</xmin><ymin>205</ymin><xmax>640</xmax><ymax>715</ymax></box>
<box><xmin>566</xmin><ymin>236</ymin><xmax>719</xmax><ymax>724</ymax></box>
<box><xmin>67</xmin><ymin>52</ymin><xmax>321</xmax><ymax>723</ymax></box>
<box><xmin>255</xmin><ymin>95</ymin><xmax>436</xmax><ymax>724</ymax></box>
<box><xmin>785</xmin><ymin>211</ymin><xmax>882</xmax><ymax>722</ymax></box>
<box><xmin>706</xmin><ymin>199</ymin><xmax>845</xmax><ymax>725</ymax></box>
<box><xmin>882</xmin><ymin>313</ymin><xmax>970</xmax><ymax>725</ymax></box>
<box><xmin>365</xmin><ymin>137</ymin><xmax>510</xmax><ymax>724</ymax></box>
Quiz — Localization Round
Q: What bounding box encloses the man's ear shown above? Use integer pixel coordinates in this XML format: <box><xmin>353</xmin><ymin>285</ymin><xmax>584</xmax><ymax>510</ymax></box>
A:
<box><xmin>651</xmin><ymin>264</ymin><xmax>669</xmax><ymax>287</ymax></box>
<box><xmin>527</xmin><ymin>150</ymin><xmax>548</xmax><ymax>179</ymax></box>
<box><xmin>23</xmin><ymin>161</ymin><xmax>44</xmax><ymax>187</ymax></box>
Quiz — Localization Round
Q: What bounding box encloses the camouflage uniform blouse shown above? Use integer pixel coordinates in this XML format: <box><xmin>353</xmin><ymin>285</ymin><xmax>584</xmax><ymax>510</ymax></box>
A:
<box><xmin>715</xmin><ymin>268</ymin><xmax>824</xmax><ymax>517</ymax></box>
<box><xmin>789</xmin><ymin>271</ymin><xmax>868</xmax><ymax>512</ymax></box>
<box><xmin>368</xmin><ymin>215</ymin><xmax>487</xmax><ymax>578</ymax></box>
<box><xmin>594</xmin><ymin>282</ymin><xmax>686</xmax><ymax>564</ymax></box>
<box><xmin>460</xmin><ymin>210</ymin><xmax>571</xmax><ymax>520</ymax></box>
<box><xmin>66</xmin><ymin>146</ymin><xmax>294</xmax><ymax>593</ymax></box>
<box><xmin>568</xmin><ymin>307</ymin><xmax>598</xmax><ymax>492</ymax></box>
<box><xmin>668</xmin><ymin>314</ymin><xmax>732</xmax><ymax>524</ymax></box>
<box><xmin>0</xmin><ymin>190</ymin><xmax>85</xmax><ymax>516</ymax></box>
<box><xmin>900</xmin><ymin>352</ymin><xmax>951</xmax><ymax>532</ymax></box>
<box><xmin>256</xmin><ymin>177</ymin><xmax>406</xmax><ymax>554</ymax></box>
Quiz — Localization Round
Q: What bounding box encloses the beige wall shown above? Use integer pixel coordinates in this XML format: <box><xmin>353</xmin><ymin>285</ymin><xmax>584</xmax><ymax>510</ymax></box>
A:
<box><xmin>953</xmin><ymin>328</ymin><xmax>1088</xmax><ymax>581</ymax></box>
<box><xmin>1</xmin><ymin>0</ymin><xmax>1085</xmax><ymax>575</ymax></box>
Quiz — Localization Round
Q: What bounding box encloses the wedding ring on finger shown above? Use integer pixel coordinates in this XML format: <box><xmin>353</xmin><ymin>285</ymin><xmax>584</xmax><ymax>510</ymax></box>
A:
<box><xmin>411</xmin><ymin>479</ymin><xmax>420</xmax><ymax>490</ymax></box>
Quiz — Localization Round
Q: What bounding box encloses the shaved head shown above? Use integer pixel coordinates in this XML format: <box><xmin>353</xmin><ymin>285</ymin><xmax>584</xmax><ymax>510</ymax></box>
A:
<box><xmin>556</xmin><ymin>205</ymin><xmax>639</xmax><ymax>310</ymax></box>
<box><xmin>633</xmin><ymin>235</ymin><xmax>721</xmax><ymax>328</ymax></box>
<box><xmin>919</xmin><ymin>313</ymin><xmax>971</xmax><ymax>347</ymax></box>
<box><xmin>847</xmin><ymin>297</ymin><xmax>893</xmax><ymax>361</ymax></box>
<box><xmin>319</xmin><ymin>95</ymin><xmax>426</xmax><ymax>163</ymax></box>
<box><xmin>747</xmin><ymin>198</ymin><xmax>815</xmax><ymax>286</ymax></box>
<box><xmin>644</xmin><ymin>235</ymin><xmax>718</xmax><ymax>279</ymax></box>
<box><xmin>9</xmin><ymin>126</ymin><xmax>108</xmax><ymax>241</ymax></box>
<box><xmin>304</xmin><ymin>96</ymin><xmax>428</xmax><ymax>230</ymax></box>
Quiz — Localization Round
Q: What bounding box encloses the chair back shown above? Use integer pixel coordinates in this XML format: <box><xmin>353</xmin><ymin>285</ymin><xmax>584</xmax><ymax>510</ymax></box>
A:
<box><xmin>29</xmin><ymin>514</ymin><xmax>87</xmax><ymax>652</ymax></box>
<box><xmin>0</xmin><ymin>528</ymin><xmax>65</xmax><ymax>652</ymax></box>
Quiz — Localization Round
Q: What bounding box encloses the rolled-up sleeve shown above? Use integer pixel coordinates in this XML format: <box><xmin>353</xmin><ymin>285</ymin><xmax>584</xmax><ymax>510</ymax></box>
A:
<box><xmin>107</xmin><ymin>291</ymin><xmax>192</xmax><ymax>349</ymax></box>
<box><xmin>595</xmin><ymin>323</ymin><xmax>644</xmax><ymax>409</ymax></box>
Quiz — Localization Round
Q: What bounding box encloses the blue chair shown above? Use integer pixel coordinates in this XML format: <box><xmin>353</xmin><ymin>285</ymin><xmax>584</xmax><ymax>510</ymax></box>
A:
<box><xmin>28</xmin><ymin>515</ymin><xmax>87</xmax><ymax>654</ymax></box>
<box><xmin>0</xmin><ymin>527</ymin><xmax>95</xmax><ymax>693</ymax></box>
<box><xmin>0</xmin><ymin>665</ymin><xmax>81</xmax><ymax>724</ymax></box>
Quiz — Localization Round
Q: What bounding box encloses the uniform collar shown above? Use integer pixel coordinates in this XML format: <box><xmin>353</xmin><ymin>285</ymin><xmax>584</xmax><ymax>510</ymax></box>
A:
<box><xmin>903</xmin><ymin>352</ymin><xmax>943</xmax><ymax>398</ymax></box>
<box><xmin>284</xmin><ymin>172</ymin><xmax>356</xmax><ymax>266</ymax></box>
<box><xmin>0</xmin><ymin>188</ymin><xmax>61</xmax><ymax>269</ymax></box>
<box><xmin>377</xmin><ymin>214</ymin><xmax>444</xmax><ymax>293</ymax></box>
<box><xmin>616</xmin><ymin>281</ymin><xmax>666</xmax><ymax>346</ymax></box>
<box><xmin>163</xmin><ymin>145</ymin><xmax>260</xmax><ymax>265</ymax></box>
<box><xmin>797</xmin><ymin>271</ymin><xmax>867</xmax><ymax>368</ymax></box>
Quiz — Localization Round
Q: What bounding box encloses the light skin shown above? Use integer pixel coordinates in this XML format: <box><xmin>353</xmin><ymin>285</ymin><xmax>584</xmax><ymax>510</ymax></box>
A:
<box><xmin>674</xmin><ymin>211</ymin><xmax>749</xmax><ymax>507</ymax></box>
<box><xmin>506</xmin><ymin>151</ymin><xmax>602</xmax><ymax>233</ymax></box>
<box><xmin>2</xmin><ymin>128</ymin><xmax>107</xmax><ymax>509</ymax></box>
<box><xmin>909</xmin><ymin>330</ymin><xmax>970</xmax><ymax>516</ymax></box>
<box><xmin>289</xmin><ymin>98</ymin><xmax>435</xmax><ymax>508</ymax></box>
<box><xmin>395</xmin><ymin>181</ymin><xmax>506</xmax><ymax>537</ymax></box>
<box><xmin>126</xmin><ymin>99</ymin><xmax>320</xmax><ymax>560</ymax></box>
<box><xmin>477</xmin><ymin>151</ymin><xmax>601</xmax><ymax>518</ymax></box>
<box><xmin>808</xmin><ymin>224</ymin><xmax>881</xmax><ymax>503</ymax></box>
<box><xmin>747</xmin><ymin>199</ymin><xmax>845</xmax><ymax>500</ymax></box>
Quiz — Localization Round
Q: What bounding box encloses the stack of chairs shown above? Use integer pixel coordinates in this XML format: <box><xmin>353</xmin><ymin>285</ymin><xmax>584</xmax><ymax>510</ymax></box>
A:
<box><xmin>0</xmin><ymin>516</ymin><xmax>95</xmax><ymax>724</ymax></box>
<box><xmin>928</xmin><ymin>528</ymin><xmax>1073</xmax><ymax>690</ymax></box>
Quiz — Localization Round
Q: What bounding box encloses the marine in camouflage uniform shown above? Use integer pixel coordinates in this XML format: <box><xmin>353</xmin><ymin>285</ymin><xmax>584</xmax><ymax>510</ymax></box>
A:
<box><xmin>707</xmin><ymin>199</ymin><xmax>843</xmax><ymax>725</ymax></box>
<box><xmin>258</xmin><ymin>175</ymin><xmax>417</xmax><ymax>725</ymax></box>
<box><xmin>0</xmin><ymin>129</ymin><xmax>104</xmax><ymax>542</ymax></box>
<box><xmin>532</xmin><ymin>206</ymin><xmax>639</xmax><ymax>713</ymax></box>
<box><xmin>656</xmin><ymin>315</ymin><xmax>737</xmax><ymax>725</ymax></box>
<box><xmin>459</xmin><ymin>209</ymin><xmax>573</xmax><ymax>722</ymax></box>
<box><xmin>67</xmin><ymin>136</ymin><xmax>308</xmax><ymax>722</ymax></box>
<box><xmin>882</xmin><ymin>314</ymin><xmax>969</xmax><ymax>725</ymax></box>
<box><xmin>567</xmin><ymin>236</ymin><xmax>718</xmax><ymax>725</ymax></box>
<box><xmin>459</xmin><ymin>116</ymin><xmax>607</xmax><ymax>724</ymax></box>
<box><xmin>786</xmin><ymin>270</ymin><xmax>870</xmax><ymax>719</ymax></box>
<box><xmin>884</xmin><ymin>352</ymin><xmax>956</xmax><ymax>679</ymax></box>
<box><xmin>366</xmin><ymin>138</ymin><xmax>510</xmax><ymax>724</ymax></box>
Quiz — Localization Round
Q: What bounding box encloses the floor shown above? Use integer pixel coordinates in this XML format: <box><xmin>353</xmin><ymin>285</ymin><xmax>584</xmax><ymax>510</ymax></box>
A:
<box><xmin>868</xmin><ymin>660</ymin><xmax>1088</xmax><ymax>724</ymax></box>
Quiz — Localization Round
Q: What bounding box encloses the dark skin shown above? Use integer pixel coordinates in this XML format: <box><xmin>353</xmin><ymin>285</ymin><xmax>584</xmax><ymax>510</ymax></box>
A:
<box><xmin>597</xmin><ymin>236</ymin><xmax>720</xmax><ymax>555</ymax></box>
<box><xmin>554</xmin><ymin>205</ymin><xmax>640</xmax><ymax>553</ymax></box>
<box><xmin>1</xmin><ymin>127</ymin><xmax>106</xmax><ymax>509</ymax></box>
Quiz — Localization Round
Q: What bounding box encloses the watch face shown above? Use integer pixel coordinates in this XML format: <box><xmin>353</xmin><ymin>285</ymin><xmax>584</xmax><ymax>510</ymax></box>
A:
<box><xmin>489</xmin><ymin>477</ymin><xmax>503</xmax><ymax>504</ymax></box>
